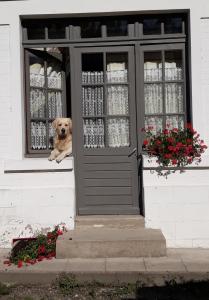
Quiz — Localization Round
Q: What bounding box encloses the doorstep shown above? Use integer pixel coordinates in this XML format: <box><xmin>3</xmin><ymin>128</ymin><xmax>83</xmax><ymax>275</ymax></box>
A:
<box><xmin>1</xmin><ymin>248</ymin><xmax>209</xmax><ymax>285</ymax></box>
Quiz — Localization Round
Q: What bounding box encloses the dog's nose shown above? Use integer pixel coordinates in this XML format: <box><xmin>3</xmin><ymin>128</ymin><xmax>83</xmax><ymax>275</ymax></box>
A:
<box><xmin>61</xmin><ymin>128</ymin><xmax>65</xmax><ymax>134</ymax></box>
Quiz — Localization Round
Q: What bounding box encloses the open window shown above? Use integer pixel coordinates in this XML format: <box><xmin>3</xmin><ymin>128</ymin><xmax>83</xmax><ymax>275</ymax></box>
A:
<box><xmin>25</xmin><ymin>47</ymin><xmax>71</xmax><ymax>156</ymax></box>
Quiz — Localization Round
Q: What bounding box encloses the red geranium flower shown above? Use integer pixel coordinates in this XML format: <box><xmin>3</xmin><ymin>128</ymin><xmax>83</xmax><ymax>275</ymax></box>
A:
<box><xmin>143</xmin><ymin>140</ymin><xmax>149</xmax><ymax>146</ymax></box>
<box><xmin>17</xmin><ymin>260</ymin><xmax>23</xmax><ymax>268</ymax></box>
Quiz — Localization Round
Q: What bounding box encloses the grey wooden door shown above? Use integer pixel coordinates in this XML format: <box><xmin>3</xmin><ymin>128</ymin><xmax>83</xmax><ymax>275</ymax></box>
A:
<box><xmin>73</xmin><ymin>46</ymin><xmax>140</xmax><ymax>215</ymax></box>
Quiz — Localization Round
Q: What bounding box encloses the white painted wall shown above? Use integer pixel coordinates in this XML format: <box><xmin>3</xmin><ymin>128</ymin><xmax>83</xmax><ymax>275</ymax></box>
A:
<box><xmin>0</xmin><ymin>0</ymin><xmax>209</xmax><ymax>248</ymax></box>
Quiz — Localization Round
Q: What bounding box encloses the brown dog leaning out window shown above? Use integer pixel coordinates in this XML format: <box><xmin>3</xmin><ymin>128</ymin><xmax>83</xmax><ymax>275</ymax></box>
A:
<box><xmin>48</xmin><ymin>118</ymin><xmax>72</xmax><ymax>163</ymax></box>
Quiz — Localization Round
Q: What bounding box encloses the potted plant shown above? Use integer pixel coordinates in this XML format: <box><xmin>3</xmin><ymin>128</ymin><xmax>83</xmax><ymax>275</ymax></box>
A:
<box><xmin>142</xmin><ymin>123</ymin><xmax>207</xmax><ymax>176</ymax></box>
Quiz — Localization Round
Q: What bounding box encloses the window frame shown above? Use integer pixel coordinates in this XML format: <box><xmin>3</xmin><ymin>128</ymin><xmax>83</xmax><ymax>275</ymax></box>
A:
<box><xmin>24</xmin><ymin>48</ymin><xmax>67</xmax><ymax>157</ymax></box>
<box><xmin>22</xmin><ymin>11</ymin><xmax>191</xmax><ymax>157</ymax></box>
<box><xmin>140</xmin><ymin>43</ymin><xmax>187</xmax><ymax>133</ymax></box>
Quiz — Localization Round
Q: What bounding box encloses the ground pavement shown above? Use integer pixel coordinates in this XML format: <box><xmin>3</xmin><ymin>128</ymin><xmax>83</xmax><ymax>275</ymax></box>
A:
<box><xmin>1</xmin><ymin>248</ymin><xmax>209</xmax><ymax>285</ymax></box>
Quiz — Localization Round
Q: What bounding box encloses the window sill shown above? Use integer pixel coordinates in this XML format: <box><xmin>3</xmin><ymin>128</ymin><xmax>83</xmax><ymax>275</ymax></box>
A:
<box><xmin>4</xmin><ymin>157</ymin><xmax>74</xmax><ymax>173</ymax></box>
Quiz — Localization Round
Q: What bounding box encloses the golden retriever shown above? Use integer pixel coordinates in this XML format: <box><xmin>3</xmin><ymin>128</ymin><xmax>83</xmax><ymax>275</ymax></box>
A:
<box><xmin>48</xmin><ymin>117</ymin><xmax>72</xmax><ymax>163</ymax></box>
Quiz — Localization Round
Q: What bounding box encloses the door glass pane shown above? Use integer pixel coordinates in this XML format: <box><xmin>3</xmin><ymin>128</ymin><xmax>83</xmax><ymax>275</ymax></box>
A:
<box><xmin>107</xmin><ymin>85</ymin><xmax>129</xmax><ymax>115</ymax></box>
<box><xmin>83</xmin><ymin>118</ymin><xmax>105</xmax><ymax>148</ymax></box>
<box><xmin>82</xmin><ymin>87</ymin><xmax>104</xmax><ymax>116</ymax></box>
<box><xmin>143</xmin><ymin>18</ymin><xmax>161</xmax><ymax>35</ymax></box>
<box><xmin>30</xmin><ymin>89</ymin><xmax>46</xmax><ymax>118</ymax></box>
<box><xmin>165</xmin><ymin>50</ymin><xmax>183</xmax><ymax>81</ymax></box>
<box><xmin>145</xmin><ymin>116</ymin><xmax>163</xmax><ymax>134</ymax></box>
<box><xmin>164</xmin><ymin>16</ymin><xmax>183</xmax><ymax>34</ymax></box>
<box><xmin>166</xmin><ymin>115</ymin><xmax>184</xmax><ymax>130</ymax></box>
<box><xmin>30</xmin><ymin>121</ymin><xmax>47</xmax><ymax>150</ymax></box>
<box><xmin>106</xmin><ymin>19</ymin><xmax>128</xmax><ymax>36</ymax></box>
<box><xmin>29</xmin><ymin>53</ymin><xmax>45</xmax><ymax>87</ymax></box>
<box><xmin>107</xmin><ymin>118</ymin><xmax>130</xmax><ymax>147</ymax></box>
<box><xmin>165</xmin><ymin>83</ymin><xmax>184</xmax><ymax>113</ymax></box>
<box><xmin>144</xmin><ymin>52</ymin><xmax>162</xmax><ymax>82</ymax></box>
<box><xmin>82</xmin><ymin>53</ymin><xmax>104</xmax><ymax>84</ymax></box>
<box><xmin>144</xmin><ymin>84</ymin><xmax>163</xmax><ymax>114</ymax></box>
<box><xmin>106</xmin><ymin>53</ymin><xmax>128</xmax><ymax>83</ymax></box>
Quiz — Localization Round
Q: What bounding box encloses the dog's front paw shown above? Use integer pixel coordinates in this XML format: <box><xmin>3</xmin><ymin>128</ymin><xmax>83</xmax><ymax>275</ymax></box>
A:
<box><xmin>56</xmin><ymin>158</ymin><xmax>62</xmax><ymax>164</ymax></box>
<box><xmin>48</xmin><ymin>156</ymin><xmax>54</xmax><ymax>161</ymax></box>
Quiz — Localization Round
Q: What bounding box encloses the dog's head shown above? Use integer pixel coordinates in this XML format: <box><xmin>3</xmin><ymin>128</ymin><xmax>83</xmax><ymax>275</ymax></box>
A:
<box><xmin>52</xmin><ymin>118</ymin><xmax>72</xmax><ymax>139</ymax></box>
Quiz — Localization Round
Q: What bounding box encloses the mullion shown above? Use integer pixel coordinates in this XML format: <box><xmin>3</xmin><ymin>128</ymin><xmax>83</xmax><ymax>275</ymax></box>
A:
<box><xmin>103</xmin><ymin>51</ymin><xmax>108</xmax><ymax>147</ymax></box>
<box><xmin>44</xmin><ymin>52</ymin><xmax>50</xmax><ymax>150</ymax></box>
<box><xmin>162</xmin><ymin>50</ymin><xmax>166</xmax><ymax>129</ymax></box>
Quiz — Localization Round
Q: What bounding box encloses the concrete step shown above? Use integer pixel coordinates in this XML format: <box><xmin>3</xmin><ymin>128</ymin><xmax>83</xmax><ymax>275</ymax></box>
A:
<box><xmin>56</xmin><ymin>228</ymin><xmax>166</xmax><ymax>258</ymax></box>
<box><xmin>75</xmin><ymin>215</ymin><xmax>145</xmax><ymax>229</ymax></box>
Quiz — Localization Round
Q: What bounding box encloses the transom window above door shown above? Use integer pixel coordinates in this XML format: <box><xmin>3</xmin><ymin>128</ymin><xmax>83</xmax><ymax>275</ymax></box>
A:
<box><xmin>22</xmin><ymin>13</ymin><xmax>187</xmax><ymax>42</ymax></box>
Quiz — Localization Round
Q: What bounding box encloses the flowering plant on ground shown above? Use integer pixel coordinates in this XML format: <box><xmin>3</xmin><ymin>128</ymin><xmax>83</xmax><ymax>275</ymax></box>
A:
<box><xmin>142</xmin><ymin>123</ymin><xmax>207</xmax><ymax>176</ymax></box>
<box><xmin>3</xmin><ymin>225</ymin><xmax>67</xmax><ymax>268</ymax></box>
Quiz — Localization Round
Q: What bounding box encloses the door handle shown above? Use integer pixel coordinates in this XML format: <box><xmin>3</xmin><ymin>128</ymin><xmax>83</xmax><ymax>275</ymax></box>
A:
<box><xmin>128</xmin><ymin>147</ymin><xmax>137</xmax><ymax>157</ymax></box>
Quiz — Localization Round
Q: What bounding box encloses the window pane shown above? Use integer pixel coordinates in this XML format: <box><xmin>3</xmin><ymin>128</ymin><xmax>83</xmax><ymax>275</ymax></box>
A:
<box><xmin>27</xmin><ymin>23</ymin><xmax>45</xmax><ymax>40</ymax></box>
<box><xmin>107</xmin><ymin>118</ymin><xmax>129</xmax><ymax>147</ymax></box>
<box><xmin>165</xmin><ymin>83</ymin><xmax>184</xmax><ymax>114</ymax></box>
<box><xmin>165</xmin><ymin>50</ymin><xmax>183</xmax><ymax>81</ymax></box>
<box><xmin>166</xmin><ymin>116</ymin><xmax>184</xmax><ymax>130</ymax></box>
<box><xmin>49</xmin><ymin>121</ymin><xmax>55</xmax><ymax>149</ymax></box>
<box><xmin>48</xmin><ymin>22</ymin><xmax>66</xmax><ymax>39</ymax></box>
<box><xmin>145</xmin><ymin>116</ymin><xmax>163</xmax><ymax>134</ymax></box>
<box><xmin>48</xmin><ymin>91</ymin><xmax>62</xmax><ymax>118</ymax></box>
<box><xmin>82</xmin><ymin>87</ymin><xmax>104</xmax><ymax>116</ymax></box>
<box><xmin>29</xmin><ymin>53</ymin><xmax>45</xmax><ymax>87</ymax></box>
<box><xmin>82</xmin><ymin>53</ymin><xmax>104</xmax><ymax>84</ymax></box>
<box><xmin>144</xmin><ymin>84</ymin><xmax>163</xmax><ymax>114</ymax></box>
<box><xmin>144</xmin><ymin>52</ymin><xmax>162</xmax><ymax>82</ymax></box>
<box><xmin>164</xmin><ymin>16</ymin><xmax>183</xmax><ymax>34</ymax></box>
<box><xmin>30</xmin><ymin>121</ymin><xmax>47</xmax><ymax>150</ymax></box>
<box><xmin>107</xmin><ymin>85</ymin><xmax>129</xmax><ymax>115</ymax></box>
<box><xmin>143</xmin><ymin>18</ymin><xmax>161</xmax><ymax>35</ymax></box>
<box><xmin>106</xmin><ymin>19</ymin><xmax>128</xmax><ymax>36</ymax></box>
<box><xmin>80</xmin><ymin>20</ymin><xmax>101</xmax><ymax>38</ymax></box>
<box><xmin>106</xmin><ymin>53</ymin><xmax>128</xmax><ymax>83</ymax></box>
<box><xmin>83</xmin><ymin>118</ymin><xmax>105</xmax><ymax>148</ymax></box>
<box><xmin>30</xmin><ymin>89</ymin><xmax>46</xmax><ymax>118</ymax></box>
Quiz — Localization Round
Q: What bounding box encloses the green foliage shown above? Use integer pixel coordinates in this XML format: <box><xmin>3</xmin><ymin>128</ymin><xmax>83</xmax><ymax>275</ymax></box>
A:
<box><xmin>143</xmin><ymin>123</ymin><xmax>207</xmax><ymax>176</ymax></box>
<box><xmin>6</xmin><ymin>225</ymin><xmax>66</xmax><ymax>267</ymax></box>
<box><xmin>57</xmin><ymin>273</ymin><xmax>79</xmax><ymax>295</ymax></box>
<box><xmin>0</xmin><ymin>282</ymin><xmax>11</xmax><ymax>295</ymax></box>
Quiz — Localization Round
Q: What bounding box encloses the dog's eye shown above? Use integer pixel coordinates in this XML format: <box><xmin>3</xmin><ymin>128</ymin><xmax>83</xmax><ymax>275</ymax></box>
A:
<box><xmin>65</xmin><ymin>124</ymin><xmax>68</xmax><ymax>127</ymax></box>
<box><xmin>58</xmin><ymin>124</ymin><xmax>62</xmax><ymax>127</ymax></box>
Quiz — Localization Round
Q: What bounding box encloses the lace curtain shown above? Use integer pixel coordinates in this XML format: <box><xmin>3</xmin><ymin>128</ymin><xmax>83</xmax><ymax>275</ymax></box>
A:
<box><xmin>82</xmin><ymin>66</ymin><xmax>130</xmax><ymax>148</ymax></box>
<box><xmin>144</xmin><ymin>60</ymin><xmax>184</xmax><ymax>133</ymax></box>
<box><xmin>30</xmin><ymin>61</ymin><xmax>63</xmax><ymax>150</ymax></box>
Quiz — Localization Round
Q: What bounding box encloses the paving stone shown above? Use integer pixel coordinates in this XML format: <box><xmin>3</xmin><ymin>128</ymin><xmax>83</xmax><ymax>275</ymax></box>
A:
<box><xmin>106</xmin><ymin>257</ymin><xmax>146</xmax><ymax>272</ymax></box>
<box><xmin>144</xmin><ymin>257</ymin><xmax>187</xmax><ymax>272</ymax></box>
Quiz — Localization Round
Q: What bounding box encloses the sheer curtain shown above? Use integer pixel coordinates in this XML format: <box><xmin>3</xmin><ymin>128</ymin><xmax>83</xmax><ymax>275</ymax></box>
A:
<box><xmin>144</xmin><ymin>60</ymin><xmax>183</xmax><ymax>133</ymax></box>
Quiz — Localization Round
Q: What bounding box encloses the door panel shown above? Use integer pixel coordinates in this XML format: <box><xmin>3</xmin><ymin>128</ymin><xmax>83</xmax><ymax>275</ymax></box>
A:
<box><xmin>74</xmin><ymin>46</ymin><xmax>140</xmax><ymax>215</ymax></box>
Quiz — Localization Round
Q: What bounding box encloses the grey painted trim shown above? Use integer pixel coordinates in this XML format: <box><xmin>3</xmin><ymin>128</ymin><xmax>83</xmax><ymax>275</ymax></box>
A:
<box><xmin>4</xmin><ymin>169</ymin><xmax>73</xmax><ymax>174</ymax></box>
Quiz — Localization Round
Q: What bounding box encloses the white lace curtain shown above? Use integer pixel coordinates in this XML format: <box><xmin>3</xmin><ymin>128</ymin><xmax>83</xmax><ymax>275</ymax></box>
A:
<box><xmin>30</xmin><ymin>62</ymin><xmax>63</xmax><ymax>150</ymax></box>
<box><xmin>82</xmin><ymin>67</ymin><xmax>130</xmax><ymax>148</ymax></box>
<box><xmin>144</xmin><ymin>61</ymin><xmax>184</xmax><ymax>133</ymax></box>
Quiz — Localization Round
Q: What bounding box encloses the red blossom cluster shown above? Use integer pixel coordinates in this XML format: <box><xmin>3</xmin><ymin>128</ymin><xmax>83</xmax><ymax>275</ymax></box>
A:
<box><xmin>142</xmin><ymin>124</ymin><xmax>207</xmax><ymax>168</ymax></box>
<box><xmin>3</xmin><ymin>225</ymin><xmax>66</xmax><ymax>268</ymax></box>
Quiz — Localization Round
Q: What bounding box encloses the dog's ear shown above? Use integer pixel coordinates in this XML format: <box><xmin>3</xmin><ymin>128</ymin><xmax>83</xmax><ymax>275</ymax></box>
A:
<box><xmin>52</xmin><ymin>119</ymin><xmax>58</xmax><ymax>129</ymax></box>
<box><xmin>68</xmin><ymin>118</ymin><xmax>72</xmax><ymax>132</ymax></box>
